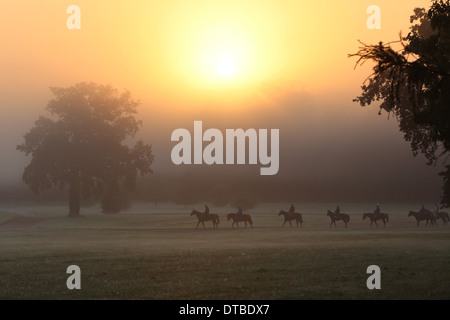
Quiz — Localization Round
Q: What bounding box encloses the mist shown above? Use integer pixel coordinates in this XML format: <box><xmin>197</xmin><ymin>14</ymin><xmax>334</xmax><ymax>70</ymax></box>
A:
<box><xmin>0</xmin><ymin>83</ymin><xmax>442</xmax><ymax>205</ymax></box>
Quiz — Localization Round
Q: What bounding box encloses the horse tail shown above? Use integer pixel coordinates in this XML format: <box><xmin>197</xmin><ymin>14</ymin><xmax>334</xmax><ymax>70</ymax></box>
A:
<box><xmin>216</xmin><ymin>215</ymin><xmax>220</xmax><ymax>224</ymax></box>
<box><xmin>386</xmin><ymin>214</ymin><xmax>389</xmax><ymax>222</ymax></box>
<box><xmin>248</xmin><ymin>216</ymin><xmax>253</xmax><ymax>225</ymax></box>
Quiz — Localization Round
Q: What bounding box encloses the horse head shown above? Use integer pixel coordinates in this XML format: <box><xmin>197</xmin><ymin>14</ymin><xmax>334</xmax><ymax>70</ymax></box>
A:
<box><xmin>408</xmin><ymin>211</ymin><xmax>416</xmax><ymax>217</ymax></box>
<box><xmin>190</xmin><ymin>210</ymin><xmax>198</xmax><ymax>216</ymax></box>
<box><xmin>278</xmin><ymin>210</ymin><xmax>286</xmax><ymax>216</ymax></box>
<box><xmin>363</xmin><ymin>213</ymin><xmax>368</xmax><ymax>220</ymax></box>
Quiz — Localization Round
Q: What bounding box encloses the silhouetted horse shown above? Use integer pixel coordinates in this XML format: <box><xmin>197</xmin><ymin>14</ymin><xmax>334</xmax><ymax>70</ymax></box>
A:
<box><xmin>327</xmin><ymin>210</ymin><xmax>350</xmax><ymax>228</ymax></box>
<box><xmin>190</xmin><ymin>210</ymin><xmax>220</xmax><ymax>229</ymax></box>
<box><xmin>278</xmin><ymin>210</ymin><xmax>303</xmax><ymax>228</ymax></box>
<box><xmin>227</xmin><ymin>213</ymin><xmax>253</xmax><ymax>228</ymax></box>
<box><xmin>363</xmin><ymin>212</ymin><xmax>389</xmax><ymax>227</ymax></box>
<box><xmin>434</xmin><ymin>211</ymin><xmax>449</xmax><ymax>226</ymax></box>
<box><xmin>408</xmin><ymin>210</ymin><xmax>436</xmax><ymax>227</ymax></box>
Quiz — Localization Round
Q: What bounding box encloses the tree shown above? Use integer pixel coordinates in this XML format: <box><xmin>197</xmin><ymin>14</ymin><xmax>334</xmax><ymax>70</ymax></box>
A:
<box><xmin>17</xmin><ymin>82</ymin><xmax>154</xmax><ymax>217</ymax></box>
<box><xmin>101</xmin><ymin>180</ymin><xmax>131</xmax><ymax>214</ymax></box>
<box><xmin>349</xmin><ymin>0</ymin><xmax>450</xmax><ymax>207</ymax></box>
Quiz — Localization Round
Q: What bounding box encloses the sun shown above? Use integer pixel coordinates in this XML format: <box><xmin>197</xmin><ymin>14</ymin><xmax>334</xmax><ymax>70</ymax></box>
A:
<box><xmin>217</xmin><ymin>58</ymin><xmax>236</xmax><ymax>77</ymax></box>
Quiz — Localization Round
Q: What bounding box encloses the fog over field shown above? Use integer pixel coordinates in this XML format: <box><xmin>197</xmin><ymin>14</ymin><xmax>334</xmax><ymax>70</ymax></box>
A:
<box><xmin>0</xmin><ymin>0</ymin><xmax>442</xmax><ymax>207</ymax></box>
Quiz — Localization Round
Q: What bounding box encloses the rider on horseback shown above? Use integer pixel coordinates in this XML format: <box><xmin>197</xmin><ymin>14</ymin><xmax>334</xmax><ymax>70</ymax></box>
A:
<box><xmin>433</xmin><ymin>203</ymin><xmax>439</xmax><ymax>218</ymax></box>
<box><xmin>237</xmin><ymin>205</ymin><xmax>243</xmax><ymax>215</ymax></box>
<box><xmin>204</xmin><ymin>204</ymin><xmax>210</xmax><ymax>219</ymax></box>
<box><xmin>289</xmin><ymin>204</ymin><xmax>295</xmax><ymax>219</ymax></box>
<box><xmin>419</xmin><ymin>204</ymin><xmax>426</xmax><ymax>214</ymax></box>
<box><xmin>374</xmin><ymin>204</ymin><xmax>380</xmax><ymax>219</ymax></box>
<box><xmin>335</xmin><ymin>206</ymin><xmax>341</xmax><ymax>216</ymax></box>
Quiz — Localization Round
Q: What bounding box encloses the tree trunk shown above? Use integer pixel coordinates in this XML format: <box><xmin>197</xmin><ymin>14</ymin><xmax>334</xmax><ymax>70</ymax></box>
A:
<box><xmin>68</xmin><ymin>170</ymin><xmax>81</xmax><ymax>217</ymax></box>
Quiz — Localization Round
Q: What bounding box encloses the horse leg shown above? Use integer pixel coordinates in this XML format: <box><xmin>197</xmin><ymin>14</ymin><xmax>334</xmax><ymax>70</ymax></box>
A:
<box><xmin>374</xmin><ymin>220</ymin><xmax>378</xmax><ymax>228</ymax></box>
<box><xmin>289</xmin><ymin>220</ymin><xmax>293</xmax><ymax>228</ymax></box>
<box><xmin>196</xmin><ymin>221</ymin><xmax>201</xmax><ymax>229</ymax></box>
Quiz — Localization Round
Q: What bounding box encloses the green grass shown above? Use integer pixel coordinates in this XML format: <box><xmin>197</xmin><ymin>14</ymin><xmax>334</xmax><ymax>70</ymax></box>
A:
<box><xmin>0</xmin><ymin>208</ymin><xmax>449</xmax><ymax>300</ymax></box>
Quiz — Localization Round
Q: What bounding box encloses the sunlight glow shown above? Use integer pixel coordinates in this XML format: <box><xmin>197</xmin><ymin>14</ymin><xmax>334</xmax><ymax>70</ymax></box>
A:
<box><xmin>160</xmin><ymin>2</ymin><xmax>292</xmax><ymax>92</ymax></box>
<box><xmin>217</xmin><ymin>58</ymin><xmax>236</xmax><ymax>77</ymax></box>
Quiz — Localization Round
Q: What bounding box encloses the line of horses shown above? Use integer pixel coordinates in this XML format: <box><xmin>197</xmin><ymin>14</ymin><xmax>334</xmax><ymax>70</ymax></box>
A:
<box><xmin>408</xmin><ymin>209</ymin><xmax>449</xmax><ymax>227</ymax></box>
<box><xmin>190</xmin><ymin>208</ymin><xmax>450</xmax><ymax>229</ymax></box>
<box><xmin>190</xmin><ymin>210</ymin><xmax>253</xmax><ymax>229</ymax></box>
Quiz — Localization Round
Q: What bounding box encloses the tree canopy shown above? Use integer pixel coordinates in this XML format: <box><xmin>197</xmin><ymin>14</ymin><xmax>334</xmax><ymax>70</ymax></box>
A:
<box><xmin>350</xmin><ymin>0</ymin><xmax>450</xmax><ymax>207</ymax></box>
<box><xmin>17</xmin><ymin>82</ymin><xmax>154</xmax><ymax>216</ymax></box>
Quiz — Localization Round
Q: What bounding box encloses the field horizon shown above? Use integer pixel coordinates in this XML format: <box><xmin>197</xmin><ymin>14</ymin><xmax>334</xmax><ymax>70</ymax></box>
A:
<box><xmin>0</xmin><ymin>201</ymin><xmax>449</xmax><ymax>300</ymax></box>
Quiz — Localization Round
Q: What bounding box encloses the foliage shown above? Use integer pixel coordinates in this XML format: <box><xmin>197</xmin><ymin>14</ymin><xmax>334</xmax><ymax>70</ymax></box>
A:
<box><xmin>349</xmin><ymin>0</ymin><xmax>450</xmax><ymax>206</ymax></box>
<box><xmin>17</xmin><ymin>82</ymin><xmax>154</xmax><ymax>216</ymax></box>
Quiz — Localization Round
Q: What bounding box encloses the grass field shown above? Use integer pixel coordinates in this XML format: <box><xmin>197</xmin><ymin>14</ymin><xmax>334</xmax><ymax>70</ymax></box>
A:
<box><xmin>0</xmin><ymin>202</ymin><xmax>449</xmax><ymax>300</ymax></box>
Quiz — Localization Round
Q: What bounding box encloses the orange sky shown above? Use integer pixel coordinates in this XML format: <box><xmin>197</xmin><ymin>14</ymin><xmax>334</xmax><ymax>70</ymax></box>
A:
<box><xmin>0</xmin><ymin>0</ymin><xmax>441</xmax><ymax>200</ymax></box>
<box><xmin>0</xmin><ymin>1</ymin><xmax>431</xmax><ymax>108</ymax></box>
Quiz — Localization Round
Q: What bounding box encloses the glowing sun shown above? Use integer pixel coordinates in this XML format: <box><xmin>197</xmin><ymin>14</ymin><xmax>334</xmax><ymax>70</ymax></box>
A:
<box><xmin>217</xmin><ymin>58</ymin><xmax>236</xmax><ymax>77</ymax></box>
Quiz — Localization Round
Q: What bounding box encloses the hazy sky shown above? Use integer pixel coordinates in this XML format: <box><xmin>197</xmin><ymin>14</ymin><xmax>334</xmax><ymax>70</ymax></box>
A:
<box><xmin>0</xmin><ymin>0</ymin><xmax>442</xmax><ymax>201</ymax></box>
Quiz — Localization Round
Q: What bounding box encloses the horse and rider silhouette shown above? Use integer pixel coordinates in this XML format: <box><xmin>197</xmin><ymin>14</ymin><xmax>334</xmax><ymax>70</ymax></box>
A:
<box><xmin>408</xmin><ymin>205</ymin><xmax>438</xmax><ymax>227</ymax></box>
<box><xmin>363</xmin><ymin>204</ymin><xmax>389</xmax><ymax>227</ymax></box>
<box><xmin>278</xmin><ymin>204</ymin><xmax>303</xmax><ymax>228</ymax></box>
<box><xmin>190</xmin><ymin>205</ymin><xmax>220</xmax><ymax>229</ymax></box>
<box><xmin>327</xmin><ymin>206</ymin><xmax>350</xmax><ymax>228</ymax></box>
<box><xmin>431</xmin><ymin>203</ymin><xmax>449</xmax><ymax>225</ymax></box>
<box><xmin>227</xmin><ymin>213</ymin><xmax>253</xmax><ymax>228</ymax></box>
